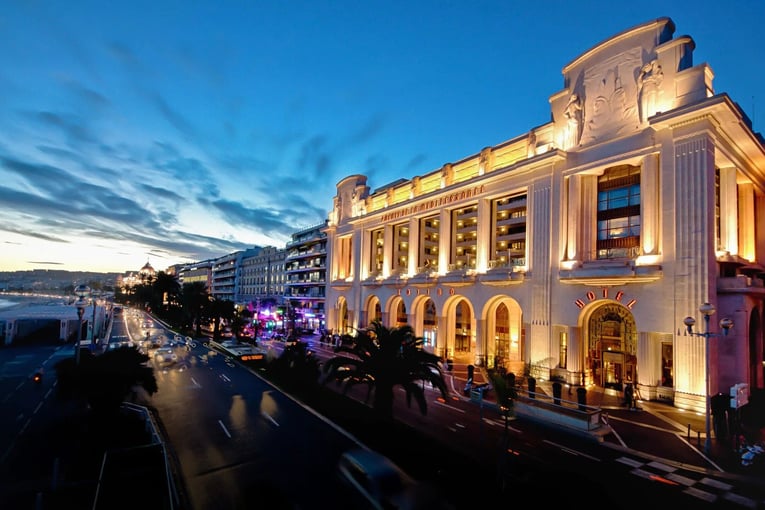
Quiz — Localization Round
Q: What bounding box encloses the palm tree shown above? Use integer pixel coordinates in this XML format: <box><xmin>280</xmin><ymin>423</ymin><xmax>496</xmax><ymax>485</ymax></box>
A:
<box><xmin>321</xmin><ymin>320</ymin><xmax>449</xmax><ymax>422</ymax></box>
<box><xmin>153</xmin><ymin>271</ymin><xmax>181</xmax><ymax>311</ymax></box>
<box><xmin>181</xmin><ymin>281</ymin><xmax>209</xmax><ymax>337</ymax></box>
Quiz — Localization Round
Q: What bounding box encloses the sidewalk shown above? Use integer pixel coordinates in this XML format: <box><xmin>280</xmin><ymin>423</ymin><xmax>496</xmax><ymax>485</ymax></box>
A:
<box><xmin>444</xmin><ymin>362</ymin><xmax>764</xmax><ymax>481</ymax></box>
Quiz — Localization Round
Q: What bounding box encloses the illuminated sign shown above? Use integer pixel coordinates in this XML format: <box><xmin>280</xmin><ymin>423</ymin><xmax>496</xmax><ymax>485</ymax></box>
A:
<box><xmin>241</xmin><ymin>353</ymin><xmax>265</xmax><ymax>362</ymax></box>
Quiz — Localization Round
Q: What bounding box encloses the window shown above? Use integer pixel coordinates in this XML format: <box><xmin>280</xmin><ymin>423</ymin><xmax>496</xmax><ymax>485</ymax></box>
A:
<box><xmin>661</xmin><ymin>343</ymin><xmax>673</xmax><ymax>387</ymax></box>
<box><xmin>392</xmin><ymin>223</ymin><xmax>408</xmax><ymax>272</ymax></box>
<box><xmin>597</xmin><ymin>165</ymin><xmax>640</xmax><ymax>259</ymax></box>
<box><xmin>370</xmin><ymin>228</ymin><xmax>384</xmax><ymax>275</ymax></box>
<box><xmin>451</xmin><ymin>205</ymin><xmax>478</xmax><ymax>269</ymax></box>
<box><xmin>491</xmin><ymin>193</ymin><xmax>527</xmax><ymax>268</ymax></box>
<box><xmin>559</xmin><ymin>332</ymin><xmax>568</xmax><ymax>369</ymax></box>
<box><xmin>418</xmin><ymin>215</ymin><xmax>439</xmax><ymax>271</ymax></box>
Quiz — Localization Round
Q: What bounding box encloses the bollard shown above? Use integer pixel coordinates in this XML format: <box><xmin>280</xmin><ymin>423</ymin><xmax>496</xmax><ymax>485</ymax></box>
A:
<box><xmin>552</xmin><ymin>381</ymin><xmax>562</xmax><ymax>405</ymax></box>
<box><xmin>576</xmin><ymin>387</ymin><xmax>587</xmax><ymax>411</ymax></box>
<box><xmin>527</xmin><ymin>377</ymin><xmax>536</xmax><ymax>399</ymax></box>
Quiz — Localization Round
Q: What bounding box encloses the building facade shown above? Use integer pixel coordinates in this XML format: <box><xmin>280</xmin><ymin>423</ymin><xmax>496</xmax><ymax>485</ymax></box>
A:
<box><xmin>237</xmin><ymin>245</ymin><xmax>287</xmax><ymax>306</ymax></box>
<box><xmin>177</xmin><ymin>259</ymin><xmax>214</xmax><ymax>290</ymax></box>
<box><xmin>210</xmin><ymin>251</ymin><xmax>243</xmax><ymax>302</ymax></box>
<box><xmin>285</xmin><ymin>222</ymin><xmax>328</xmax><ymax>333</ymax></box>
<box><xmin>324</xmin><ymin>18</ymin><xmax>765</xmax><ymax>413</ymax></box>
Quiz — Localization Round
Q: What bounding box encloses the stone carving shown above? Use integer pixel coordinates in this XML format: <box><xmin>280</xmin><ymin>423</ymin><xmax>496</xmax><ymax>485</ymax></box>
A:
<box><xmin>579</xmin><ymin>49</ymin><xmax>641</xmax><ymax>145</ymax></box>
<box><xmin>564</xmin><ymin>94</ymin><xmax>582</xmax><ymax>149</ymax></box>
<box><xmin>637</xmin><ymin>59</ymin><xmax>663</xmax><ymax>123</ymax></box>
<box><xmin>527</xmin><ymin>131</ymin><xmax>537</xmax><ymax>158</ymax></box>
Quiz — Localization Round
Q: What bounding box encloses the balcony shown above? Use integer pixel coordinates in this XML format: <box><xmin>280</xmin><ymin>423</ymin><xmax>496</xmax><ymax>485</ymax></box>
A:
<box><xmin>559</xmin><ymin>259</ymin><xmax>662</xmax><ymax>286</ymax></box>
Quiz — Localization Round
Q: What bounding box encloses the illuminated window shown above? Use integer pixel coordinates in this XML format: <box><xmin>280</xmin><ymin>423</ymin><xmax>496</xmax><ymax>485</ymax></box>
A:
<box><xmin>597</xmin><ymin>165</ymin><xmax>640</xmax><ymax>259</ymax></box>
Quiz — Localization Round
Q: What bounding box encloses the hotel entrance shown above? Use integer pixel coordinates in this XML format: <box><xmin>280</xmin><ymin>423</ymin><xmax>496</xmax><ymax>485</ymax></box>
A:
<box><xmin>586</xmin><ymin>303</ymin><xmax>637</xmax><ymax>390</ymax></box>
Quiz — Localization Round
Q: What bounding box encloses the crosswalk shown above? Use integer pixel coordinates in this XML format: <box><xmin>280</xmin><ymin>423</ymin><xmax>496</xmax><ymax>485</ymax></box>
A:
<box><xmin>616</xmin><ymin>455</ymin><xmax>760</xmax><ymax>508</ymax></box>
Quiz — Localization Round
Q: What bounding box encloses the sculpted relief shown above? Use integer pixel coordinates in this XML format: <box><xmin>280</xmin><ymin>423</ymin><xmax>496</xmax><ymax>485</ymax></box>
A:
<box><xmin>576</xmin><ymin>48</ymin><xmax>643</xmax><ymax>146</ymax></box>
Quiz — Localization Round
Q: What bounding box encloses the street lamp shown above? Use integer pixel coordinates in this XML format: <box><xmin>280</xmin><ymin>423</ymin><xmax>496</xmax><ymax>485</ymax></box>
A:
<box><xmin>683</xmin><ymin>302</ymin><xmax>733</xmax><ymax>455</ymax></box>
<box><xmin>73</xmin><ymin>284</ymin><xmax>91</xmax><ymax>365</ymax></box>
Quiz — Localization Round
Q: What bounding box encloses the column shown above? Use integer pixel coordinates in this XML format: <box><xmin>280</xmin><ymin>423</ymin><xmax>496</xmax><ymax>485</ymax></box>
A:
<box><xmin>383</xmin><ymin>224</ymin><xmax>394</xmax><ymax>278</ymax></box>
<box><xmin>641</xmin><ymin>154</ymin><xmax>659</xmax><ymax>255</ymax></box>
<box><xmin>439</xmin><ymin>208</ymin><xmax>451</xmax><ymax>274</ymax></box>
<box><xmin>566</xmin><ymin>175</ymin><xmax>580</xmax><ymax>261</ymax></box>
<box><xmin>738</xmin><ymin>182</ymin><xmax>755</xmax><ymax>261</ymax></box>
<box><xmin>719</xmin><ymin>166</ymin><xmax>738</xmax><ymax>256</ymax></box>
<box><xmin>476</xmin><ymin>197</ymin><xmax>491</xmax><ymax>271</ymax></box>
<box><xmin>408</xmin><ymin>217</ymin><xmax>419</xmax><ymax>275</ymax></box>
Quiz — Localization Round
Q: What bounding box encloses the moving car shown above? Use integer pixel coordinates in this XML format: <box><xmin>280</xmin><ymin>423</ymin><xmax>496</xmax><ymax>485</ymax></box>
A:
<box><xmin>338</xmin><ymin>449</ymin><xmax>449</xmax><ymax>510</ymax></box>
<box><xmin>154</xmin><ymin>347</ymin><xmax>177</xmax><ymax>365</ymax></box>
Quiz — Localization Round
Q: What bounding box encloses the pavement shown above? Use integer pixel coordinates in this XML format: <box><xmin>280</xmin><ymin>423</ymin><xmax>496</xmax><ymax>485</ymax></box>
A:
<box><xmin>444</xmin><ymin>361</ymin><xmax>765</xmax><ymax>484</ymax></box>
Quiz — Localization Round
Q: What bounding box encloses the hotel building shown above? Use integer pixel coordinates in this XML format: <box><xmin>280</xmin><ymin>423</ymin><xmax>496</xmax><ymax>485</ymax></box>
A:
<box><xmin>324</xmin><ymin>18</ymin><xmax>765</xmax><ymax>413</ymax></box>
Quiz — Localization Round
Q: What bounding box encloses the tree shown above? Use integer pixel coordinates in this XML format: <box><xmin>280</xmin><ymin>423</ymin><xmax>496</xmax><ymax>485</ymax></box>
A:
<box><xmin>181</xmin><ymin>281</ymin><xmax>209</xmax><ymax>337</ymax></box>
<box><xmin>489</xmin><ymin>370</ymin><xmax>517</xmax><ymax>434</ymax></box>
<box><xmin>321</xmin><ymin>320</ymin><xmax>448</xmax><ymax>422</ymax></box>
<box><xmin>209</xmin><ymin>298</ymin><xmax>235</xmax><ymax>340</ymax></box>
<box><xmin>54</xmin><ymin>346</ymin><xmax>158</xmax><ymax>416</ymax></box>
<box><xmin>153</xmin><ymin>271</ymin><xmax>181</xmax><ymax>311</ymax></box>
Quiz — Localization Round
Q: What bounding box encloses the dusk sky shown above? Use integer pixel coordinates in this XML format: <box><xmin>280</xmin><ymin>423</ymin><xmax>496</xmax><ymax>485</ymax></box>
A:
<box><xmin>2</xmin><ymin>1</ymin><xmax>763</xmax><ymax>274</ymax></box>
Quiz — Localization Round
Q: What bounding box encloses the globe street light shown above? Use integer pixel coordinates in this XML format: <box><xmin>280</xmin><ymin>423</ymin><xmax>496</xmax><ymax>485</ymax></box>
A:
<box><xmin>73</xmin><ymin>284</ymin><xmax>91</xmax><ymax>365</ymax></box>
<box><xmin>683</xmin><ymin>302</ymin><xmax>733</xmax><ymax>455</ymax></box>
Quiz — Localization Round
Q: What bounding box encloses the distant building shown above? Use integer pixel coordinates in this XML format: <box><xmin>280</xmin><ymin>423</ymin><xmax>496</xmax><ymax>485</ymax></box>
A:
<box><xmin>285</xmin><ymin>222</ymin><xmax>328</xmax><ymax>333</ymax></box>
<box><xmin>237</xmin><ymin>246</ymin><xmax>287</xmax><ymax>306</ymax></box>
<box><xmin>211</xmin><ymin>252</ymin><xmax>242</xmax><ymax>302</ymax></box>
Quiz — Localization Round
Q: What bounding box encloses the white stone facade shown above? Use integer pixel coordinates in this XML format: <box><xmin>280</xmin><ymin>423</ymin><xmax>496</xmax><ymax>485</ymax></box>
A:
<box><xmin>324</xmin><ymin>18</ymin><xmax>765</xmax><ymax>413</ymax></box>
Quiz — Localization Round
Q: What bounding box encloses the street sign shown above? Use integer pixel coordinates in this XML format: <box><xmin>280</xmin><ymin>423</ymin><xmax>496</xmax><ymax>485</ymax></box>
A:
<box><xmin>730</xmin><ymin>383</ymin><xmax>749</xmax><ymax>408</ymax></box>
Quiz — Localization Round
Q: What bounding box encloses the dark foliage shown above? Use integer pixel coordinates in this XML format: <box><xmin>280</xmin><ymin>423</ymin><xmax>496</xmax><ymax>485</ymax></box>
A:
<box><xmin>54</xmin><ymin>345</ymin><xmax>158</xmax><ymax>416</ymax></box>
<box><xmin>264</xmin><ymin>340</ymin><xmax>321</xmax><ymax>395</ymax></box>
<box><xmin>320</xmin><ymin>320</ymin><xmax>448</xmax><ymax>421</ymax></box>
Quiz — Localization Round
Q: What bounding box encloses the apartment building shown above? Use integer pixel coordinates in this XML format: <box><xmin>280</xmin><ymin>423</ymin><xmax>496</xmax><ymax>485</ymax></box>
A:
<box><xmin>285</xmin><ymin>222</ymin><xmax>328</xmax><ymax>333</ymax></box>
<box><xmin>324</xmin><ymin>18</ymin><xmax>765</xmax><ymax>413</ymax></box>
<box><xmin>237</xmin><ymin>246</ymin><xmax>287</xmax><ymax>306</ymax></box>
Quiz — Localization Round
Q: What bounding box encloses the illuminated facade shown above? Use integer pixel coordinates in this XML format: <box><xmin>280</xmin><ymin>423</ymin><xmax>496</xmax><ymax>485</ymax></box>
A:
<box><xmin>324</xmin><ymin>18</ymin><xmax>765</xmax><ymax>412</ymax></box>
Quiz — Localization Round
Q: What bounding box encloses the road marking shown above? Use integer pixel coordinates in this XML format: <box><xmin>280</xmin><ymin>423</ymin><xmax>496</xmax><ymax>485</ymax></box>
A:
<box><xmin>262</xmin><ymin>412</ymin><xmax>280</xmax><ymax>427</ymax></box>
<box><xmin>683</xmin><ymin>486</ymin><xmax>718</xmax><ymax>503</ymax></box>
<box><xmin>483</xmin><ymin>418</ymin><xmax>522</xmax><ymax>433</ymax></box>
<box><xmin>220</xmin><ymin>374</ymin><xmax>231</xmax><ymax>383</ymax></box>
<box><xmin>454</xmin><ymin>423</ymin><xmax>466</xmax><ymax>429</ymax></box>
<box><xmin>190</xmin><ymin>377</ymin><xmax>201</xmax><ymax>388</ymax></box>
<box><xmin>666</xmin><ymin>472</ymin><xmax>695</xmax><ymax>486</ymax></box>
<box><xmin>646</xmin><ymin>460</ymin><xmax>675</xmax><ymax>472</ymax></box>
<box><xmin>34</xmin><ymin>402</ymin><xmax>42</xmax><ymax>414</ymax></box>
<box><xmin>616</xmin><ymin>456</ymin><xmax>643</xmax><ymax>468</ymax></box>
<box><xmin>543</xmin><ymin>440</ymin><xmax>601</xmax><ymax>462</ymax></box>
<box><xmin>722</xmin><ymin>492</ymin><xmax>757</xmax><ymax>509</ymax></box>
<box><xmin>699</xmin><ymin>477</ymin><xmax>732</xmax><ymax>491</ymax></box>
<box><xmin>433</xmin><ymin>400</ymin><xmax>466</xmax><ymax>413</ymax></box>
<box><xmin>218</xmin><ymin>419</ymin><xmax>232</xmax><ymax>438</ymax></box>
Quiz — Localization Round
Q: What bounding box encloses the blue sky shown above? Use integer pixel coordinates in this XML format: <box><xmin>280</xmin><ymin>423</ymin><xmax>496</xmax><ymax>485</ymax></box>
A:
<box><xmin>1</xmin><ymin>1</ymin><xmax>763</xmax><ymax>273</ymax></box>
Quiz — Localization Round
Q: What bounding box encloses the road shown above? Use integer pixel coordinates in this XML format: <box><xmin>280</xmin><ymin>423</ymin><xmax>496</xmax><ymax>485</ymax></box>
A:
<box><xmin>1</xmin><ymin>315</ymin><xmax>761</xmax><ymax>509</ymax></box>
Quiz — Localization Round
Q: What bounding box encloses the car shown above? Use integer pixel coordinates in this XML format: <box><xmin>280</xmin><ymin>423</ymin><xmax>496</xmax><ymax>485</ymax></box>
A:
<box><xmin>338</xmin><ymin>449</ymin><xmax>445</xmax><ymax>510</ymax></box>
<box><xmin>154</xmin><ymin>347</ymin><xmax>177</xmax><ymax>364</ymax></box>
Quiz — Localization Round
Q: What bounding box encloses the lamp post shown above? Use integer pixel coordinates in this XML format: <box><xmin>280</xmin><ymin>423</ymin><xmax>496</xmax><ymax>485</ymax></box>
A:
<box><xmin>73</xmin><ymin>284</ymin><xmax>91</xmax><ymax>365</ymax></box>
<box><xmin>683</xmin><ymin>302</ymin><xmax>733</xmax><ymax>455</ymax></box>
<box><xmin>90</xmin><ymin>290</ymin><xmax>99</xmax><ymax>346</ymax></box>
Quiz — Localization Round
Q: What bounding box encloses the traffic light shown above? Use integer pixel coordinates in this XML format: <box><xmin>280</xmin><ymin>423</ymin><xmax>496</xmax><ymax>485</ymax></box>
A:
<box><xmin>32</xmin><ymin>372</ymin><xmax>42</xmax><ymax>384</ymax></box>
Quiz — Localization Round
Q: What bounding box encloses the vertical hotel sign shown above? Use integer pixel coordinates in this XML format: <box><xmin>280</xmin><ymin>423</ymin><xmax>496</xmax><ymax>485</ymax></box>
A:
<box><xmin>574</xmin><ymin>288</ymin><xmax>636</xmax><ymax>309</ymax></box>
